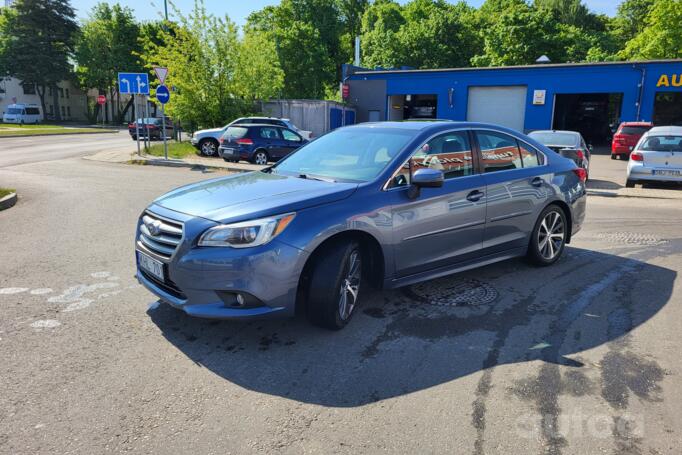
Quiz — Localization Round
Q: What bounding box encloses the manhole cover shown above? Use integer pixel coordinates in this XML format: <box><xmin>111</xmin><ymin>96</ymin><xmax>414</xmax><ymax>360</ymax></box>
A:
<box><xmin>408</xmin><ymin>278</ymin><xmax>498</xmax><ymax>307</ymax></box>
<box><xmin>598</xmin><ymin>232</ymin><xmax>667</xmax><ymax>246</ymax></box>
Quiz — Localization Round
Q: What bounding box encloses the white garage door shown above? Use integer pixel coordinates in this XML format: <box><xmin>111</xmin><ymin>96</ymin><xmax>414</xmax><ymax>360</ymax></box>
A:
<box><xmin>467</xmin><ymin>86</ymin><xmax>528</xmax><ymax>132</ymax></box>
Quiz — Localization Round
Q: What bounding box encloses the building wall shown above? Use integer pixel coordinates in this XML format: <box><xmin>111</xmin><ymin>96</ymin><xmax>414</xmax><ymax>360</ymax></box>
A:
<box><xmin>0</xmin><ymin>77</ymin><xmax>89</xmax><ymax>121</ymax></box>
<box><xmin>347</xmin><ymin>61</ymin><xmax>682</xmax><ymax>131</ymax></box>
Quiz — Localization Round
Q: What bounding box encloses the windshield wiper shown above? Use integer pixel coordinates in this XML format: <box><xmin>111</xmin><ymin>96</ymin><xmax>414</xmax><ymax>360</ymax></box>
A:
<box><xmin>298</xmin><ymin>173</ymin><xmax>336</xmax><ymax>183</ymax></box>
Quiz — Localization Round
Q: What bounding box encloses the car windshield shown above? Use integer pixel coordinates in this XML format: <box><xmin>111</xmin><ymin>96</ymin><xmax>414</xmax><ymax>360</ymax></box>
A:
<box><xmin>639</xmin><ymin>135</ymin><xmax>682</xmax><ymax>152</ymax></box>
<box><xmin>272</xmin><ymin>127</ymin><xmax>415</xmax><ymax>182</ymax></box>
<box><xmin>136</xmin><ymin>118</ymin><xmax>158</xmax><ymax>124</ymax></box>
<box><xmin>222</xmin><ymin>127</ymin><xmax>248</xmax><ymax>139</ymax></box>
<box><xmin>529</xmin><ymin>132</ymin><xmax>578</xmax><ymax>147</ymax></box>
<box><xmin>620</xmin><ymin>126</ymin><xmax>650</xmax><ymax>135</ymax></box>
<box><xmin>7</xmin><ymin>108</ymin><xmax>21</xmax><ymax>114</ymax></box>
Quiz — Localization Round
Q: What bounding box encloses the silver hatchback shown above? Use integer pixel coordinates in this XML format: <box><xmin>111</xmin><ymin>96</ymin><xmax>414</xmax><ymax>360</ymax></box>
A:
<box><xmin>627</xmin><ymin>126</ymin><xmax>682</xmax><ymax>187</ymax></box>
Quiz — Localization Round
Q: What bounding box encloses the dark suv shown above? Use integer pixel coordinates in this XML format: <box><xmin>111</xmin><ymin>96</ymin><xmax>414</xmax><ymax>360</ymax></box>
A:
<box><xmin>218</xmin><ymin>124</ymin><xmax>308</xmax><ymax>165</ymax></box>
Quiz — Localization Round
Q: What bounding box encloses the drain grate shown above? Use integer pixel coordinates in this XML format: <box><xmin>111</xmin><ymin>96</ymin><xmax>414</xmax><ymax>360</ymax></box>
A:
<box><xmin>598</xmin><ymin>232</ymin><xmax>668</xmax><ymax>246</ymax></box>
<box><xmin>408</xmin><ymin>278</ymin><xmax>498</xmax><ymax>307</ymax></box>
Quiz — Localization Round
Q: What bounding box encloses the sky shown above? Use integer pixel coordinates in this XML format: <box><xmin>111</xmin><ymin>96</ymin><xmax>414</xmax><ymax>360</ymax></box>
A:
<box><xmin>70</xmin><ymin>0</ymin><xmax>620</xmax><ymax>24</ymax></box>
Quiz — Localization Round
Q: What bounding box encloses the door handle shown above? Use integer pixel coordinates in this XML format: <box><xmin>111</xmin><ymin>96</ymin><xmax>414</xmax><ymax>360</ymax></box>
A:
<box><xmin>466</xmin><ymin>190</ymin><xmax>484</xmax><ymax>202</ymax></box>
<box><xmin>531</xmin><ymin>177</ymin><xmax>544</xmax><ymax>187</ymax></box>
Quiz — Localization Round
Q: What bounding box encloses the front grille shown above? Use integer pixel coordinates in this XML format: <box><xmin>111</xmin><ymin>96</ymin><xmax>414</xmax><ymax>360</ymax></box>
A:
<box><xmin>137</xmin><ymin>211</ymin><xmax>183</xmax><ymax>260</ymax></box>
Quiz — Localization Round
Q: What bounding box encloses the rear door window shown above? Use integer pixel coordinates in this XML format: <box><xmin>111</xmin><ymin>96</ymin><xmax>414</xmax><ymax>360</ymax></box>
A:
<box><xmin>25</xmin><ymin>108</ymin><xmax>40</xmax><ymax>115</ymax></box>
<box><xmin>475</xmin><ymin>131</ymin><xmax>523</xmax><ymax>172</ymax></box>
<box><xmin>518</xmin><ymin>141</ymin><xmax>541</xmax><ymax>167</ymax></box>
<box><xmin>259</xmin><ymin>127</ymin><xmax>281</xmax><ymax>140</ymax></box>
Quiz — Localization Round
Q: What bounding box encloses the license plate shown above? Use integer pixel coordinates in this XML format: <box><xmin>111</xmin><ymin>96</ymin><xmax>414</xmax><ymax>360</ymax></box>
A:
<box><xmin>223</xmin><ymin>148</ymin><xmax>236</xmax><ymax>155</ymax></box>
<box><xmin>138</xmin><ymin>251</ymin><xmax>164</xmax><ymax>281</ymax></box>
<box><xmin>653</xmin><ymin>169</ymin><xmax>682</xmax><ymax>177</ymax></box>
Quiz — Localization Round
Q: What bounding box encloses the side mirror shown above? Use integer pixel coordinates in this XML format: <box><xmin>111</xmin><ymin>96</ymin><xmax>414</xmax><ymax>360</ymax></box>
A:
<box><xmin>412</xmin><ymin>168</ymin><xmax>444</xmax><ymax>188</ymax></box>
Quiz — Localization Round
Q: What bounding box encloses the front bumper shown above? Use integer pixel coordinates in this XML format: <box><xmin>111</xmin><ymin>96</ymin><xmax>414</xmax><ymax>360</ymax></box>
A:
<box><xmin>136</xmin><ymin>205</ymin><xmax>309</xmax><ymax>320</ymax></box>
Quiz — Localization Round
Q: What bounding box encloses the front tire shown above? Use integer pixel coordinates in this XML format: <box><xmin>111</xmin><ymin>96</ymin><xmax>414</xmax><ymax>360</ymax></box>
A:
<box><xmin>527</xmin><ymin>205</ymin><xmax>567</xmax><ymax>266</ymax></box>
<box><xmin>199</xmin><ymin>139</ymin><xmax>219</xmax><ymax>157</ymax></box>
<box><xmin>611</xmin><ymin>154</ymin><xmax>617</xmax><ymax>160</ymax></box>
<box><xmin>625</xmin><ymin>179</ymin><xmax>635</xmax><ymax>188</ymax></box>
<box><xmin>251</xmin><ymin>150</ymin><xmax>269</xmax><ymax>165</ymax></box>
<box><xmin>307</xmin><ymin>240</ymin><xmax>363</xmax><ymax>330</ymax></box>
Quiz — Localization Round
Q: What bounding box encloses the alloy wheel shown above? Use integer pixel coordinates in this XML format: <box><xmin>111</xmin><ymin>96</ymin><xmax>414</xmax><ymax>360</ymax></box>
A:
<box><xmin>338</xmin><ymin>250</ymin><xmax>361</xmax><ymax>320</ymax></box>
<box><xmin>538</xmin><ymin>211</ymin><xmax>565</xmax><ymax>261</ymax></box>
<box><xmin>201</xmin><ymin>141</ymin><xmax>216</xmax><ymax>156</ymax></box>
<box><xmin>255</xmin><ymin>152</ymin><xmax>268</xmax><ymax>165</ymax></box>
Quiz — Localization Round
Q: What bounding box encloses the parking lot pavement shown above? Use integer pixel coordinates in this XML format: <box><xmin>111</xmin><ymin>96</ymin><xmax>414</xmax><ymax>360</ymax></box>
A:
<box><xmin>1</xmin><ymin>158</ymin><xmax>682</xmax><ymax>454</ymax></box>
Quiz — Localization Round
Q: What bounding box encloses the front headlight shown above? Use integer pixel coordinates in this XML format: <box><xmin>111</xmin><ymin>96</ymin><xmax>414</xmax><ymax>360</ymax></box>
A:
<box><xmin>198</xmin><ymin>213</ymin><xmax>296</xmax><ymax>248</ymax></box>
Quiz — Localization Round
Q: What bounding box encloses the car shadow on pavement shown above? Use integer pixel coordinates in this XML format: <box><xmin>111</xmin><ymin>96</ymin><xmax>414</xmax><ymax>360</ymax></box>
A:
<box><xmin>147</xmin><ymin>247</ymin><xmax>675</xmax><ymax>408</ymax></box>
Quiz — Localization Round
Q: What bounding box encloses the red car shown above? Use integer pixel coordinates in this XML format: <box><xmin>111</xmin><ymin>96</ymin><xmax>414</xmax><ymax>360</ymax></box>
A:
<box><xmin>611</xmin><ymin>122</ymin><xmax>653</xmax><ymax>160</ymax></box>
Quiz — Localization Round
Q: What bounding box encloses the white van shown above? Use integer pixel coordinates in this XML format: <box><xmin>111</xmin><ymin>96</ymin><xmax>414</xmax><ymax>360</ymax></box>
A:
<box><xmin>2</xmin><ymin>103</ymin><xmax>43</xmax><ymax>124</ymax></box>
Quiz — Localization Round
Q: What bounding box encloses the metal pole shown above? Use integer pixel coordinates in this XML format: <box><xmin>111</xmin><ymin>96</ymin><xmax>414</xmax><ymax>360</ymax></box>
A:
<box><xmin>162</xmin><ymin>103</ymin><xmax>167</xmax><ymax>160</ymax></box>
<box><xmin>144</xmin><ymin>95</ymin><xmax>150</xmax><ymax>151</ymax></box>
<box><xmin>164</xmin><ymin>0</ymin><xmax>168</xmax><ymax>20</ymax></box>
<box><xmin>135</xmin><ymin>94</ymin><xmax>141</xmax><ymax>156</ymax></box>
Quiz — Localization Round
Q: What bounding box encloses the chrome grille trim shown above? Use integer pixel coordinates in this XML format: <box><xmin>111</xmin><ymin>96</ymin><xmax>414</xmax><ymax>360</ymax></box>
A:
<box><xmin>138</xmin><ymin>211</ymin><xmax>184</xmax><ymax>260</ymax></box>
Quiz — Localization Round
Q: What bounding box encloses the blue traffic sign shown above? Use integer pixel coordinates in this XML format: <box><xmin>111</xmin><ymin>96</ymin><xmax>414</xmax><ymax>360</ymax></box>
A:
<box><xmin>155</xmin><ymin>85</ymin><xmax>170</xmax><ymax>104</ymax></box>
<box><xmin>117</xmin><ymin>72</ymin><xmax>149</xmax><ymax>95</ymax></box>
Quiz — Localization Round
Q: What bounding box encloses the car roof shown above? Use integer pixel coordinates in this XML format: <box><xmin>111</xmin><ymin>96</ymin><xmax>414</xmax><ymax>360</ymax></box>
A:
<box><xmin>529</xmin><ymin>130</ymin><xmax>580</xmax><ymax>136</ymax></box>
<box><xmin>239</xmin><ymin>117</ymin><xmax>290</xmax><ymax>122</ymax></box>
<box><xmin>229</xmin><ymin>123</ymin><xmax>288</xmax><ymax>129</ymax></box>
<box><xmin>646</xmin><ymin>126</ymin><xmax>682</xmax><ymax>135</ymax></box>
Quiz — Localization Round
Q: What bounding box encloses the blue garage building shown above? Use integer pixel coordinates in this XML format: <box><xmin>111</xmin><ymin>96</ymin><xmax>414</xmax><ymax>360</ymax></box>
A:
<box><xmin>345</xmin><ymin>60</ymin><xmax>682</xmax><ymax>144</ymax></box>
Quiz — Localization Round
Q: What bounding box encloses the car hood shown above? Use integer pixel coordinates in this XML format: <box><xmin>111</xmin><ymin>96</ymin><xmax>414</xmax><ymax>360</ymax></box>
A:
<box><xmin>154</xmin><ymin>171</ymin><xmax>358</xmax><ymax>223</ymax></box>
<box><xmin>194</xmin><ymin>127</ymin><xmax>225</xmax><ymax>137</ymax></box>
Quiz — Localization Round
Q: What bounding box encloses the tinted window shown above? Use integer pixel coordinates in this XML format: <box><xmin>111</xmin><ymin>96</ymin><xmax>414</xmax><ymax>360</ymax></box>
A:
<box><xmin>25</xmin><ymin>108</ymin><xmax>40</xmax><ymax>115</ymax></box>
<box><xmin>620</xmin><ymin>126</ymin><xmax>650</xmax><ymax>135</ymax></box>
<box><xmin>223</xmin><ymin>127</ymin><xmax>248</xmax><ymax>139</ymax></box>
<box><xmin>273</xmin><ymin>128</ymin><xmax>414</xmax><ymax>182</ymax></box>
<box><xmin>476</xmin><ymin>131</ymin><xmax>522</xmax><ymax>172</ymax></box>
<box><xmin>639</xmin><ymin>135</ymin><xmax>682</xmax><ymax>152</ymax></box>
<box><xmin>528</xmin><ymin>131</ymin><xmax>579</xmax><ymax>147</ymax></box>
<box><xmin>282</xmin><ymin>129</ymin><xmax>301</xmax><ymax>142</ymax></box>
<box><xmin>259</xmin><ymin>127</ymin><xmax>281</xmax><ymax>139</ymax></box>
<box><xmin>519</xmin><ymin>141</ymin><xmax>541</xmax><ymax>167</ymax></box>
<box><xmin>415</xmin><ymin>131</ymin><xmax>474</xmax><ymax>179</ymax></box>
<box><xmin>7</xmin><ymin>108</ymin><xmax>20</xmax><ymax>114</ymax></box>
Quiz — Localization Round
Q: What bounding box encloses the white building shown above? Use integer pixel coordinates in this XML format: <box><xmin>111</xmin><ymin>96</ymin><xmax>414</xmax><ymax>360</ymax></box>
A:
<box><xmin>0</xmin><ymin>77</ymin><xmax>89</xmax><ymax>121</ymax></box>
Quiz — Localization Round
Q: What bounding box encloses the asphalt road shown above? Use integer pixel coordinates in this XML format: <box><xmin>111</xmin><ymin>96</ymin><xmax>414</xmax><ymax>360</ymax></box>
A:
<box><xmin>1</xmin><ymin>151</ymin><xmax>681</xmax><ymax>454</ymax></box>
<box><xmin>0</xmin><ymin>131</ymin><xmax>135</xmax><ymax>168</ymax></box>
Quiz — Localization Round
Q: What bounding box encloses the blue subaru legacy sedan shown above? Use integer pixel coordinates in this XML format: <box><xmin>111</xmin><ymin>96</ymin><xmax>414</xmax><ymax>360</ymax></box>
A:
<box><xmin>136</xmin><ymin>121</ymin><xmax>587</xmax><ymax>330</ymax></box>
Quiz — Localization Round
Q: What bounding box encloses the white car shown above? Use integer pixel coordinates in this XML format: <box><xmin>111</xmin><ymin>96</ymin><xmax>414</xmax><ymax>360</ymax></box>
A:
<box><xmin>626</xmin><ymin>126</ymin><xmax>682</xmax><ymax>187</ymax></box>
<box><xmin>190</xmin><ymin>117</ymin><xmax>312</xmax><ymax>156</ymax></box>
<box><xmin>2</xmin><ymin>103</ymin><xmax>42</xmax><ymax>124</ymax></box>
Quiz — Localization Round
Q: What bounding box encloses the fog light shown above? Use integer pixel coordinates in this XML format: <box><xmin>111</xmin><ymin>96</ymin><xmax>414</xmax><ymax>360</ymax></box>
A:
<box><xmin>236</xmin><ymin>294</ymin><xmax>245</xmax><ymax>306</ymax></box>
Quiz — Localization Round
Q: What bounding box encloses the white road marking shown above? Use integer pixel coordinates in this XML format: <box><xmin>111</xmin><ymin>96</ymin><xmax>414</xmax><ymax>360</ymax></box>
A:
<box><xmin>0</xmin><ymin>287</ymin><xmax>29</xmax><ymax>295</ymax></box>
<box><xmin>90</xmin><ymin>271</ymin><xmax>111</xmax><ymax>278</ymax></box>
<box><xmin>30</xmin><ymin>288</ymin><xmax>53</xmax><ymax>295</ymax></box>
<box><xmin>106</xmin><ymin>276</ymin><xmax>120</xmax><ymax>281</ymax></box>
<box><xmin>49</xmin><ymin>282</ymin><xmax>118</xmax><ymax>312</ymax></box>
<box><xmin>30</xmin><ymin>320</ymin><xmax>61</xmax><ymax>329</ymax></box>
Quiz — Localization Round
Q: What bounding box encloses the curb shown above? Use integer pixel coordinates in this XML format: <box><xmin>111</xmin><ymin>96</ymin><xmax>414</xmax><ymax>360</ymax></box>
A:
<box><xmin>587</xmin><ymin>189</ymin><xmax>682</xmax><ymax>200</ymax></box>
<box><xmin>0</xmin><ymin>192</ymin><xmax>17</xmax><ymax>211</ymax></box>
<box><xmin>127</xmin><ymin>158</ymin><xmax>255</xmax><ymax>174</ymax></box>
<box><xmin>0</xmin><ymin>130</ymin><xmax>118</xmax><ymax>139</ymax></box>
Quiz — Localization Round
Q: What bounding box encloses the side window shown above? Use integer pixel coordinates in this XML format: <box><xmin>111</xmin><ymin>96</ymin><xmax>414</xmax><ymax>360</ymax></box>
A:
<box><xmin>282</xmin><ymin>129</ymin><xmax>301</xmax><ymax>142</ymax></box>
<box><xmin>390</xmin><ymin>131</ymin><xmax>474</xmax><ymax>187</ymax></box>
<box><xmin>518</xmin><ymin>141</ymin><xmax>540</xmax><ymax>168</ymax></box>
<box><xmin>475</xmin><ymin>131</ymin><xmax>523</xmax><ymax>173</ymax></box>
<box><xmin>259</xmin><ymin>127</ymin><xmax>280</xmax><ymax>140</ymax></box>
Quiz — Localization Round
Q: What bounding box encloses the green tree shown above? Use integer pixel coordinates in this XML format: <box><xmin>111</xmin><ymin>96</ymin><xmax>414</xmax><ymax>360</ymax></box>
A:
<box><xmin>75</xmin><ymin>3</ymin><xmax>142</xmax><ymax>123</ymax></box>
<box><xmin>233</xmin><ymin>31</ymin><xmax>285</xmax><ymax>100</ymax></box>
<box><xmin>359</xmin><ymin>0</ymin><xmax>405</xmax><ymax>68</ymax></box>
<box><xmin>620</xmin><ymin>0</ymin><xmax>682</xmax><ymax>60</ymax></box>
<box><xmin>611</xmin><ymin>0</ymin><xmax>655</xmax><ymax>45</ymax></box>
<box><xmin>0</xmin><ymin>0</ymin><xmax>78</xmax><ymax>121</ymax></box>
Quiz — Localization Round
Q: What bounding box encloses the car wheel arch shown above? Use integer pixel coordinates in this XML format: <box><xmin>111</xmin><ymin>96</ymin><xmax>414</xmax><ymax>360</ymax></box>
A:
<box><xmin>295</xmin><ymin>230</ymin><xmax>385</xmax><ymax>314</ymax></box>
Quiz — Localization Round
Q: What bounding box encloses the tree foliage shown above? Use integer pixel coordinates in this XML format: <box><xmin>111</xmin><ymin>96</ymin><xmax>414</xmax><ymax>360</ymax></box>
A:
<box><xmin>620</xmin><ymin>0</ymin><xmax>682</xmax><ymax>60</ymax></box>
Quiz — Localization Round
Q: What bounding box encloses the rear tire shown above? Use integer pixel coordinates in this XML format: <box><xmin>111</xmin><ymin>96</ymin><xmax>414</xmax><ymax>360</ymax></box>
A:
<box><xmin>307</xmin><ymin>240</ymin><xmax>363</xmax><ymax>330</ymax></box>
<box><xmin>611</xmin><ymin>154</ymin><xmax>617</xmax><ymax>160</ymax></box>
<box><xmin>251</xmin><ymin>150</ymin><xmax>269</xmax><ymax>165</ymax></box>
<box><xmin>527</xmin><ymin>205</ymin><xmax>567</xmax><ymax>266</ymax></box>
<box><xmin>625</xmin><ymin>179</ymin><xmax>635</xmax><ymax>188</ymax></box>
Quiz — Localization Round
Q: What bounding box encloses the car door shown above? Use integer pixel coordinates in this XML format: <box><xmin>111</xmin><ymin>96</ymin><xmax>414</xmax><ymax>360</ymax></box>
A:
<box><xmin>474</xmin><ymin>130</ymin><xmax>549</xmax><ymax>254</ymax></box>
<box><xmin>390</xmin><ymin>130</ymin><xmax>487</xmax><ymax>277</ymax></box>
<box><xmin>280</xmin><ymin>128</ymin><xmax>304</xmax><ymax>157</ymax></box>
<box><xmin>257</xmin><ymin>126</ymin><xmax>285</xmax><ymax>159</ymax></box>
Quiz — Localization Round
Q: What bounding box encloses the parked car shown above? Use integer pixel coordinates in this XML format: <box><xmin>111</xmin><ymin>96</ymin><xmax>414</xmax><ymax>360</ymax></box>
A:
<box><xmin>528</xmin><ymin>130</ymin><xmax>591</xmax><ymax>179</ymax></box>
<box><xmin>2</xmin><ymin>103</ymin><xmax>42</xmax><ymax>124</ymax></box>
<box><xmin>135</xmin><ymin>121</ymin><xmax>586</xmax><ymax>329</ymax></box>
<box><xmin>218</xmin><ymin>124</ymin><xmax>308</xmax><ymax>165</ymax></box>
<box><xmin>191</xmin><ymin>117</ymin><xmax>312</xmax><ymax>157</ymax></box>
<box><xmin>626</xmin><ymin>126</ymin><xmax>682</xmax><ymax>188</ymax></box>
<box><xmin>128</xmin><ymin>118</ymin><xmax>174</xmax><ymax>140</ymax></box>
<box><xmin>611</xmin><ymin>121</ymin><xmax>653</xmax><ymax>160</ymax></box>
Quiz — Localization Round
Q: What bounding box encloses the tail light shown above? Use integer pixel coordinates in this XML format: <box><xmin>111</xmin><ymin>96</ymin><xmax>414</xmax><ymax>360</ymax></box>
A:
<box><xmin>572</xmin><ymin>168</ymin><xmax>587</xmax><ymax>182</ymax></box>
<box><xmin>576</xmin><ymin>149</ymin><xmax>585</xmax><ymax>160</ymax></box>
<box><xmin>236</xmin><ymin>138</ymin><xmax>253</xmax><ymax>145</ymax></box>
<box><xmin>146</xmin><ymin>124</ymin><xmax>158</xmax><ymax>130</ymax></box>
<box><xmin>128</xmin><ymin>123</ymin><xmax>134</xmax><ymax>128</ymax></box>
<box><xmin>614</xmin><ymin>135</ymin><xmax>626</xmax><ymax>144</ymax></box>
<box><xmin>218</xmin><ymin>137</ymin><xmax>224</xmax><ymax>144</ymax></box>
<box><xmin>630</xmin><ymin>152</ymin><xmax>643</xmax><ymax>162</ymax></box>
